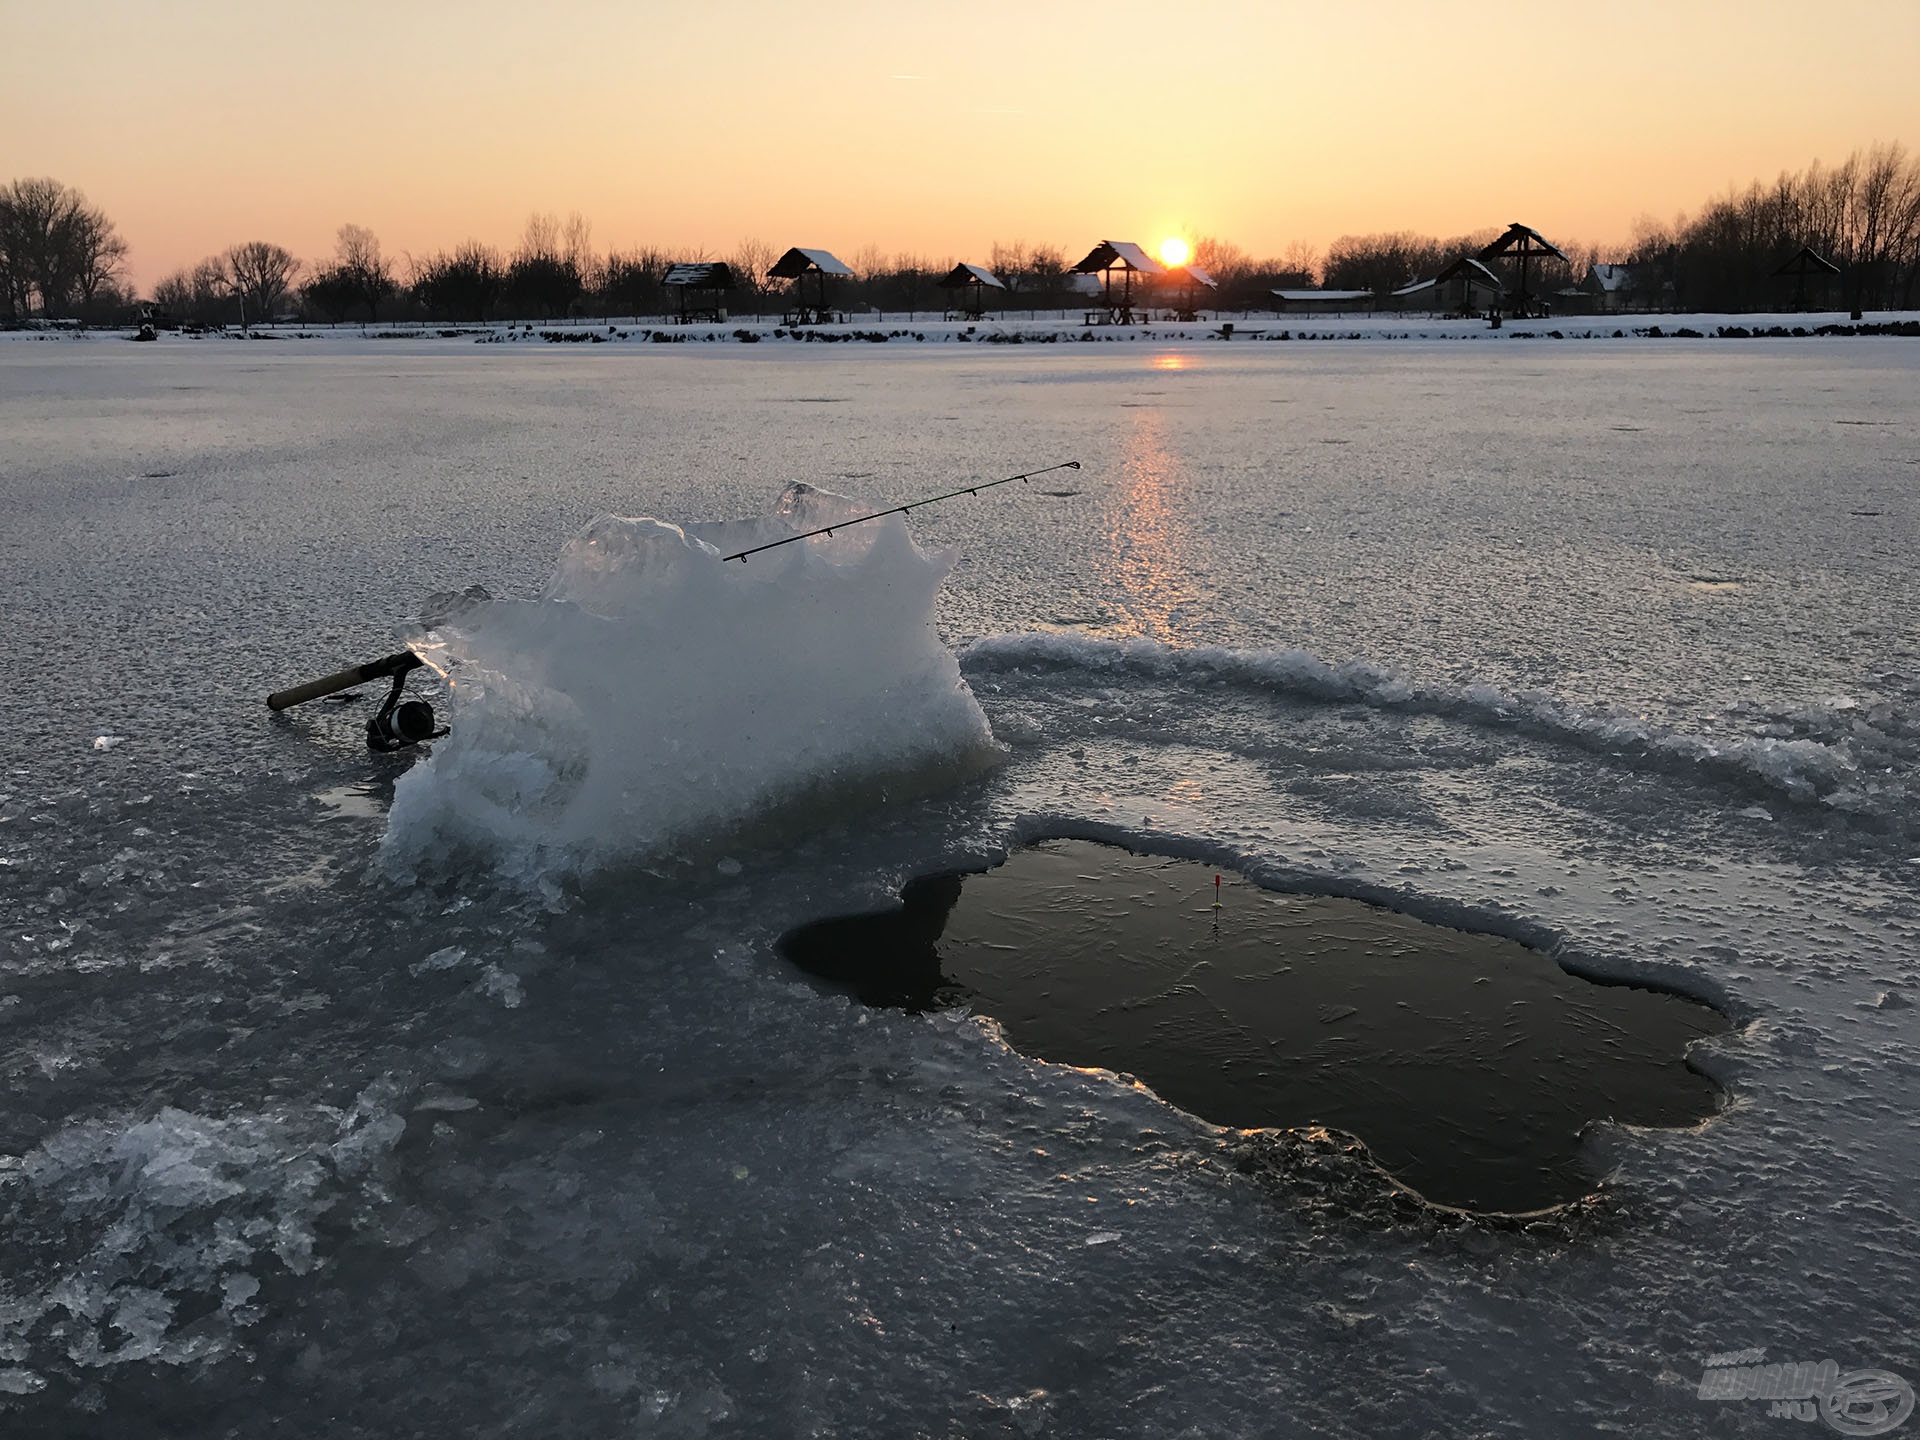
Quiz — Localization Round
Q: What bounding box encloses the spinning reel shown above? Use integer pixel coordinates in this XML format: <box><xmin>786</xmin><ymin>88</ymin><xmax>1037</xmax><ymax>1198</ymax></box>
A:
<box><xmin>267</xmin><ymin>650</ymin><xmax>448</xmax><ymax>752</ymax></box>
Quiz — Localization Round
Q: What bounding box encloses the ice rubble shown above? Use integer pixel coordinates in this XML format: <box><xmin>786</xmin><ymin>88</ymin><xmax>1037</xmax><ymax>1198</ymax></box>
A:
<box><xmin>382</xmin><ymin>485</ymin><xmax>999</xmax><ymax>883</ymax></box>
<box><xmin>0</xmin><ymin>1083</ymin><xmax>407</xmax><ymax>1380</ymax></box>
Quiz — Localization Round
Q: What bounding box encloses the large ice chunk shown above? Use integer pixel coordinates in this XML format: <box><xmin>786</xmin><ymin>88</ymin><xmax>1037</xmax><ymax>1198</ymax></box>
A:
<box><xmin>384</xmin><ymin>485</ymin><xmax>999</xmax><ymax>883</ymax></box>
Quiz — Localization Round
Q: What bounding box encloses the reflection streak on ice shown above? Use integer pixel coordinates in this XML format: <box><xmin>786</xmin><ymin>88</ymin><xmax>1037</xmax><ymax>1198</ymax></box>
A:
<box><xmin>1094</xmin><ymin>411</ymin><xmax>1196</xmax><ymax>643</ymax></box>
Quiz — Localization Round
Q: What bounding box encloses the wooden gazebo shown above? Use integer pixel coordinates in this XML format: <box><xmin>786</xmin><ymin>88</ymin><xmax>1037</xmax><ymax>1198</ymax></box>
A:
<box><xmin>769</xmin><ymin>247</ymin><xmax>853</xmax><ymax>325</ymax></box>
<box><xmin>1477</xmin><ymin>223</ymin><xmax>1567</xmax><ymax>319</ymax></box>
<box><xmin>1165</xmin><ymin>264</ymin><xmax>1216</xmax><ymax>321</ymax></box>
<box><xmin>936</xmin><ymin>262</ymin><xmax>1005</xmax><ymax>319</ymax></box>
<box><xmin>1071</xmin><ymin>240</ymin><xmax>1166</xmax><ymax>324</ymax></box>
<box><xmin>662</xmin><ymin>262</ymin><xmax>736</xmax><ymax>324</ymax></box>
<box><xmin>1771</xmin><ymin>245</ymin><xmax>1840</xmax><ymax>311</ymax></box>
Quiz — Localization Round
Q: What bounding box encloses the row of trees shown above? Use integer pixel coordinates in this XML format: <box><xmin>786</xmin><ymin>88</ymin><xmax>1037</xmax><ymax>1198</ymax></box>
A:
<box><xmin>1196</xmin><ymin>145</ymin><xmax>1918</xmax><ymax>313</ymax></box>
<box><xmin>1625</xmin><ymin>143</ymin><xmax>1920</xmax><ymax>312</ymax></box>
<box><xmin>0</xmin><ymin>179</ymin><xmax>131</xmax><ymax>321</ymax></box>
<box><xmin>394</xmin><ymin>232</ymin><xmax>1323</xmax><ymax>321</ymax></box>
<box><xmin>9</xmin><ymin>143</ymin><xmax>1920</xmax><ymax>327</ymax></box>
<box><xmin>151</xmin><ymin>241</ymin><xmax>305</xmax><ymax>327</ymax></box>
<box><xmin>1308</xmin><ymin>144</ymin><xmax>1920</xmax><ymax>313</ymax></box>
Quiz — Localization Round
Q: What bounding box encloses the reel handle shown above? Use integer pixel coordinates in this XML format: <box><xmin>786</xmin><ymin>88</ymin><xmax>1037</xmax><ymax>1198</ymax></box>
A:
<box><xmin>267</xmin><ymin>651</ymin><xmax>423</xmax><ymax>711</ymax></box>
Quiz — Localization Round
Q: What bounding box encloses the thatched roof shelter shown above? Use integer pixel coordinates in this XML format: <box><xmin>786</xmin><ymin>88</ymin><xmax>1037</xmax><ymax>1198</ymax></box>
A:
<box><xmin>769</xmin><ymin>248</ymin><xmax>853</xmax><ymax>323</ymax></box>
<box><xmin>663</xmin><ymin>262</ymin><xmax>736</xmax><ymax>289</ymax></box>
<box><xmin>768</xmin><ymin>248</ymin><xmax>854</xmax><ymax>280</ymax></box>
<box><xmin>1071</xmin><ymin>240</ymin><xmax>1165</xmax><ymax>322</ymax></box>
<box><xmin>661</xmin><ymin>262</ymin><xmax>736</xmax><ymax>323</ymax></box>
<box><xmin>1772</xmin><ymin>245</ymin><xmax>1841</xmax><ymax>310</ymax></box>
<box><xmin>937</xmin><ymin>262</ymin><xmax>1006</xmax><ymax>318</ymax></box>
<box><xmin>1477</xmin><ymin>223</ymin><xmax>1567</xmax><ymax>317</ymax></box>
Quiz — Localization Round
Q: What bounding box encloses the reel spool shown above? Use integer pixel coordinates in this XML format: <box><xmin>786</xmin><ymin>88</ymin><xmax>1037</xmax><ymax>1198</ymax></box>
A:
<box><xmin>267</xmin><ymin>650</ymin><xmax>448</xmax><ymax>752</ymax></box>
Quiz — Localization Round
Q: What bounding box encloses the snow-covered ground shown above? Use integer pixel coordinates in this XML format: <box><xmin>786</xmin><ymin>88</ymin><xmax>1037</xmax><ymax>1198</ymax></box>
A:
<box><xmin>1</xmin><ymin>335</ymin><xmax>1917</xmax><ymax>1436</ymax></box>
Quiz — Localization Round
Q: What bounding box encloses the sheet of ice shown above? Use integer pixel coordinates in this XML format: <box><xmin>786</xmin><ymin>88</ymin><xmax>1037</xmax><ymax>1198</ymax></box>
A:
<box><xmin>3</xmin><ymin>338</ymin><xmax>1919</xmax><ymax>1437</ymax></box>
<box><xmin>382</xmin><ymin>484</ymin><xmax>998</xmax><ymax>883</ymax></box>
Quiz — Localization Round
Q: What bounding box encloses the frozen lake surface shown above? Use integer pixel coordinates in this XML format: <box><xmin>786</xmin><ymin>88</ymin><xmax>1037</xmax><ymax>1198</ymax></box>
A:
<box><xmin>2</xmin><ymin>334</ymin><xmax>1918</xmax><ymax>1435</ymax></box>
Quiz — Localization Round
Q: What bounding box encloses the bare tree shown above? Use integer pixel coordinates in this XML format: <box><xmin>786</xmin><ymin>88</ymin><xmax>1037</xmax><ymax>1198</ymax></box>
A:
<box><xmin>0</xmin><ymin>177</ymin><xmax>127</xmax><ymax>319</ymax></box>
<box><xmin>335</xmin><ymin>223</ymin><xmax>394</xmax><ymax>321</ymax></box>
<box><xmin>728</xmin><ymin>237</ymin><xmax>777</xmax><ymax>314</ymax></box>
<box><xmin>1279</xmin><ymin>240</ymin><xmax>1321</xmax><ymax>283</ymax></box>
<box><xmin>69</xmin><ymin>206</ymin><xmax>129</xmax><ymax>316</ymax></box>
<box><xmin>150</xmin><ymin>270</ymin><xmax>195</xmax><ymax>320</ymax></box>
<box><xmin>501</xmin><ymin>212</ymin><xmax>582</xmax><ymax>318</ymax></box>
<box><xmin>1193</xmin><ymin>235</ymin><xmax>1250</xmax><ymax>279</ymax></box>
<box><xmin>3</xmin><ymin>177</ymin><xmax>84</xmax><ymax>317</ymax></box>
<box><xmin>883</xmin><ymin>251</ymin><xmax>943</xmax><ymax>317</ymax></box>
<box><xmin>596</xmin><ymin>248</ymin><xmax>665</xmax><ymax>319</ymax></box>
<box><xmin>520</xmin><ymin>212</ymin><xmax>561</xmax><ymax>262</ymax></box>
<box><xmin>411</xmin><ymin>242</ymin><xmax>505</xmax><ymax>321</ymax></box>
<box><xmin>302</xmin><ymin>266</ymin><xmax>358</xmax><ymax>324</ymax></box>
<box><xmin>0</xmin><ymin>194</ymin><xmax>30</xmax><ymax>319</ymax></box>
<box><xmin>988</xmin><ymin>239</ymin><xmax>1030</xmax><ymax>294</ymax></box>
<box><xmin>153</xmin><ymin>259</ymin><xmax>233</xmax><ymax>325</ymax></box>
<box><xmin>1322</xmin><ymin>232</ymin><xmax>1427</xmax><ymax>297</ymax></box>
<box><xmin>562</xmin><ymin>212</ymin><xmax>595</xmax><ymax>284</ymax></box>
<box><xmin>224</xmin><ymin>241</ymin><xmax>301</xmax><ymax>326</ymax></box>
<box><xmin>1026</xmin><ymin>243</ymin><xmax>1065</xmax><ymax>311</ymax></box>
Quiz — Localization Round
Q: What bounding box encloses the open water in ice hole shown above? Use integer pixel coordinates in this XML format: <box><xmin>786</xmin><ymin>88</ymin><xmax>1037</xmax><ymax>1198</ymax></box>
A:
<box><xmin>780</xmin><ymin>838</ymin><xmax>1729</xmax><ymax>1214</ymax></box>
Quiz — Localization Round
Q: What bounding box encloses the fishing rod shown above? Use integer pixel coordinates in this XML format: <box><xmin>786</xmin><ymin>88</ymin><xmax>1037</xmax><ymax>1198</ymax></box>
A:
<box><xmin>265</xmin><ymin>650</ymin><xmax>446</xmax><ymax>752</ymax></box>
<box><xmin>267</xmin><ymin>459</ymin><xmax>1082</xmax><ymax>748</ymax></box>
<box><xmin>720</xmin><ymin>460</ymin><xmax>1081</xmax><ymax>564</ymax></box>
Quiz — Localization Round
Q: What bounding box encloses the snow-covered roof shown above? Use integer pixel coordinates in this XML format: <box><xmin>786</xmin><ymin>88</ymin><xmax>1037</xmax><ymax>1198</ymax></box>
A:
<box><xmin>1436</xmin><ymin>255</ymin><xmax>1502</xmax><ymax>287</ymax></box>
<box><xmin>769</xmin><ymin>247</ymin><xmax>854</xmax><ymax>279</ymax></box>
<box><xmin>1478</xmin><ymin>223</ymin><xmax>1568</xmax><ymax>264</ymax></box>
<box><xmin>1398</xmin><ymin>257</ymin><xmax>1503</xmax><ymax>298</ymax></box>
<box><xmin>1171</xmin><ymin>265</ymin><xmax>1216</xmax><ymax>289</ymax></box>
<box><xmin>1772</xmin><ymin>245</ymin><xmax>1840</xmax><ymax>277</ymax></box>
<box><xmin>937</xmin><ymin>262</ymin><xmax>1006</xmax><ymax>290</ymax></box>
<box><xmin>1587</xmin><ymin>263</ymin><xmax>1632</xmax><ymax>292</ymax></box>
<box><xmin>1071</xmin><ymin>241</ymin><xmax>1166</xmax><ymax>276</ymax></box>
<box><xmin>1273</xmin><ymin>288</ymin><xmax>1373</xmax><ymax>302</ymax></box>
<box><xmin>663</xmin><ymin>262</ymin><xmax>736</xmax><ymax>289</ymax></box>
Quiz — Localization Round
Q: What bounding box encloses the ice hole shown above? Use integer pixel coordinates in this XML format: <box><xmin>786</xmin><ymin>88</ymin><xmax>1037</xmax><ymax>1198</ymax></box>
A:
<box><xmin>780</xmin><ymin>838</ymin><xmax>1728</xmax><ymax>1214</ymax></box>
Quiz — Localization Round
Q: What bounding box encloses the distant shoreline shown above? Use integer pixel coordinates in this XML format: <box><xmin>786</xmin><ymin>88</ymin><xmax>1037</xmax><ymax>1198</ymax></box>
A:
<box><xmin>5</xmin><ymin>311</ymin><xmax>1918</xmax><ymax>349</ymax></box>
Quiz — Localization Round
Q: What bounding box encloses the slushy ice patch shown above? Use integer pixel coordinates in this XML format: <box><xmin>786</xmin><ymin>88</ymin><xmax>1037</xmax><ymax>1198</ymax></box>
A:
<box><xmin>781</xmin><ymin>839</ymin><xmax>1728</xmax><ymax>1214</ymax></box>
<box><xmin>383</xmin><ymin>485</ymin><xmax>998</xmax><ymax>881</ymax></box>
<box><xmin>964</xmin><ymin>633</ymin><xmax>1910</xmax><ymax>815</ymax></box>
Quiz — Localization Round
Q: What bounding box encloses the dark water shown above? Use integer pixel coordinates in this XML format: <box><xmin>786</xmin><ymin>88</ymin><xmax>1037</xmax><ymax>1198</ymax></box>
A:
<box><xmin>781</xmin><ymin>838</ymin><xmax>1728</xmax><ymax>1213</ymax></box>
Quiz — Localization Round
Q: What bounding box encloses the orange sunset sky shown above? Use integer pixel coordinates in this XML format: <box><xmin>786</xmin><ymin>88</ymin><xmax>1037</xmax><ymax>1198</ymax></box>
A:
<box><xmin>5</xmin><ymin>0</ymin><xmax>1917</xmax><ymax>289</ymax></box>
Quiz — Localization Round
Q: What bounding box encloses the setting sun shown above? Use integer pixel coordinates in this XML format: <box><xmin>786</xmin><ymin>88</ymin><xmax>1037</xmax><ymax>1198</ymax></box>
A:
<box><xmin>1158</xmin><ymin>236</ymin><xmax>1191</xmax><ymax>269</ymax></box>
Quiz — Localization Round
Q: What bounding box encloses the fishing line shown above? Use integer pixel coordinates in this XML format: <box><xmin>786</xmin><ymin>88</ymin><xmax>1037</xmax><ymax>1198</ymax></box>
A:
<box><xmin>720</xmin><ymin>460</ymin><xmax>1081</xmax><ymax>563</ymax></box>
<box><xmin>266</xmin><ymin>459</ymin><xmax>1083</xmax><ymax>748</ymax></box>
